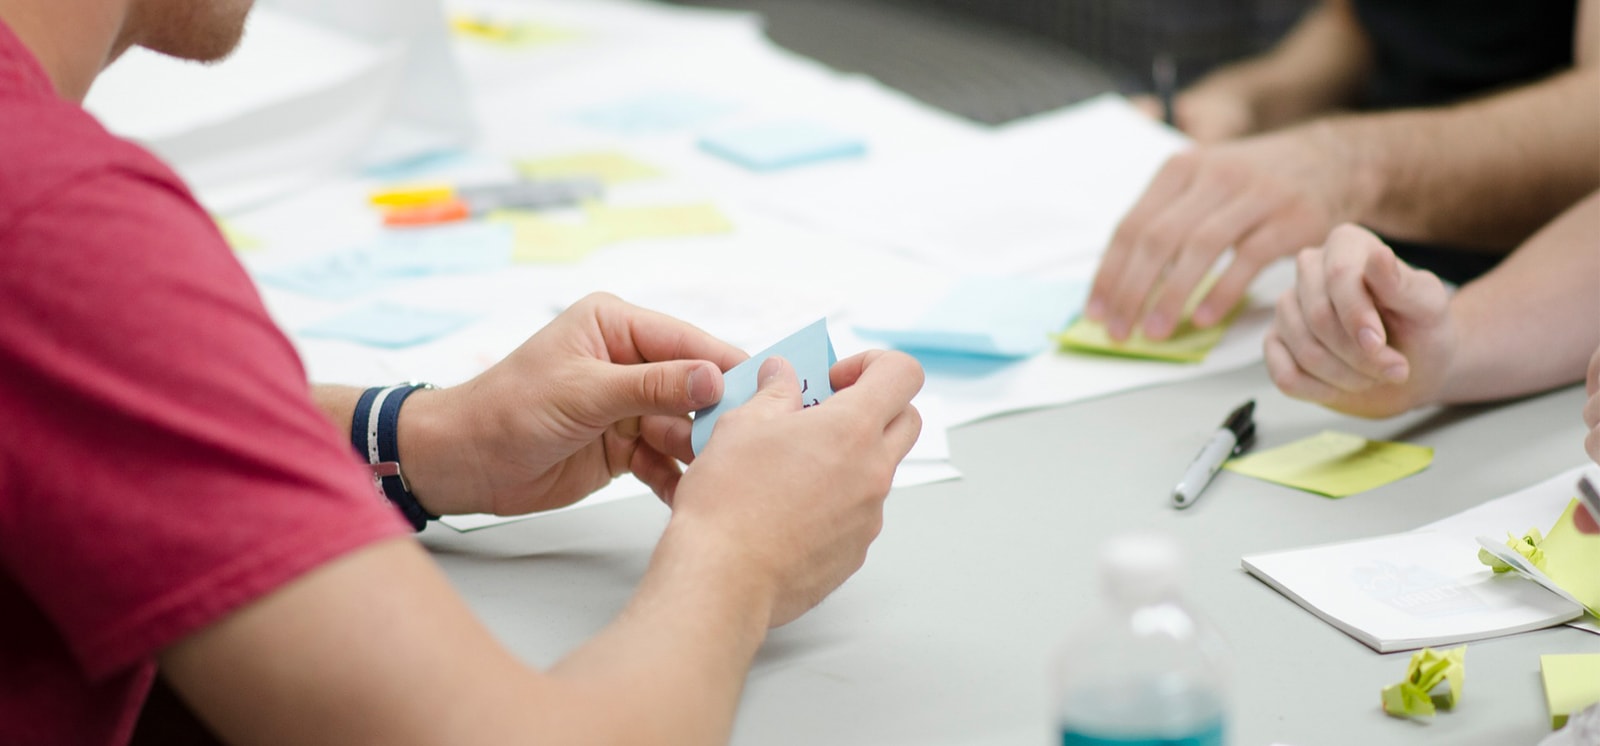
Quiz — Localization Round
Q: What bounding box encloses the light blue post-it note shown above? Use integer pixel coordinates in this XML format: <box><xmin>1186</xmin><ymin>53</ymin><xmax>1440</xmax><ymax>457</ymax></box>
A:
<box><xmin>370</xmin><ymin>222</ymin><xmax>514</xmax><ymax>276</ymax></box>
<box><xmin>253</xmin><ymin>250</ymin><xmax>392</xmax><ymax>299</ymax></box>
<box><xmin>855</xmin><ymin>277</ymin><xmax>1086</xmax><ymax>359</ymax></box>
<box><xmin>691</xmin><ymin>318</ymin><xmax>838</xmax><ymax>456</ymax></box>
<box><xmin>572</xmin><ymin>93</ymin><xmax>738</xmax><ymax>135</ymax></box>
<box><xmin>699</xmin><ymin>121</ymin><xmax>867</xmax><ymax>171</ymax></box>
<box><xmin>252</xmin><ymin>223</ymin><xmax>513</xmax><ymax>299</ymax></box>
<box><xmin>299</xmin><ymin>303</ymin><xmax>479</xmax><ymax>349</ymax></box>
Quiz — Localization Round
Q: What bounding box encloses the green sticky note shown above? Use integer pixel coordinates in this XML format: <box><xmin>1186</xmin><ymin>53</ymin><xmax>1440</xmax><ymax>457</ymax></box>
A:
<box><xmin>1540</xmin><ymin>499</ymin><xmax>1600</xmax><ymax>617</ymax></box>
<box><xmin>1382</xmin><ymin>646</ymin><xmax>1466</xmax><ymax>720</ymax></box>
<box><xmin>1053</xmin><ymin>276</ymin><xmax>1240</xmax><ymax>363</ymax></box>
<box><xmin>586</xmin><ymin>203</ymin><xmax>733</xmax><ymax>241</ymax></box>
<box><xmin>514</xmin><ymin>151</ymin><xmax>662</xmax><ymax>185</ymax></box>
<box><xmin>1542</xmin><ymin>654</ymin><xmax>1600</xmax><ymax>729</ymax></box>
<box><xmin>1223</xmin><ymin>430</ymin><xmax>1433</xmax><ymax>498</ymax></box>
<box><xmin>491</xmin><ymin>211</ymin><xmax>611</xmax><ymax>264</ymax></box>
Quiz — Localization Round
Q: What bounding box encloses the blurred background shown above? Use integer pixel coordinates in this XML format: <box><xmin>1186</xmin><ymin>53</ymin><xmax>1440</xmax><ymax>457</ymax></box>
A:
<box><xmin>667</xmin><ymin>0</ymin><xmax>1312</xmax><ymax>124</ymax></box>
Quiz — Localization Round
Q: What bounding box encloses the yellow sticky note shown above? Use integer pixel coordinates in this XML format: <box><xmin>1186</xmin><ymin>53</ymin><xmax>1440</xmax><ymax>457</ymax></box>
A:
<box><xmin>491</xmin><ymin>211</ymin><xmax>612</xmax><ymax>264</ymax></box>
<box><xmin>1223</xmin><ymin>430</ymin><xmax>1433</xmax><ymax>498</ymax></box>
<box><xmin>1054</xmin><ymin>277</ymin><xmax>1239</xmax><ymax>363</ymax></box>
<box><xmin>214</xmin><ymin>218</ymin><xmax>260</xmax><ymax>251</ymax></box>
<box><xmin>1382</xmin><ymin>646</ymin><xmax>1466</xmax><ymax>719</ymax></box>
<box><xmin>1540</xmin><ymin>499</ymin><xmax>1600</xmax><ymax>617</ymax></box>
<box><xmin>586</xmin><ymin>203</ymin><xmax>733</xmax><ymax>241</ymax></box>
<box><xmin>1542</xmin><ymin>654</ymin><xmax>1600</xmax><ymax>729</ymax></box>
<box><xmin>514</xmin><ymin>152</ymin><xmax>662</xmax><ymax>185</ymax></box>
<box><xmin>449</xmin><ymin>15</ymin><xmax>578</xmax><ymax>47</ymax></box>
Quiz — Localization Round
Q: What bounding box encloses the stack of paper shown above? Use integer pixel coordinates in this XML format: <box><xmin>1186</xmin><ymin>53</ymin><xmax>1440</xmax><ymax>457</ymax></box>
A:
<box><xmin>1242</xmin><ymin>465</ymin><xmax>1599</xmax><ymax>652</ymax></box>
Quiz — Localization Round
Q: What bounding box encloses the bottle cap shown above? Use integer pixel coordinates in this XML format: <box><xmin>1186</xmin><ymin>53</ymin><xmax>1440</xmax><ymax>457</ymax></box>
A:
<box><xmin>1098</xmin><ymin>531</ymin><xmax>1184</xmax><ymax>605</ymax></box>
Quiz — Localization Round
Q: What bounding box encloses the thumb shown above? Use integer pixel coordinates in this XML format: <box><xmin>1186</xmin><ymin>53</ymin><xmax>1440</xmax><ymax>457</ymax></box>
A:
<box><xmin>743</xmin><ymin>356</ymin><xmax>802</xmax><ymax>414</ymax></box>
<box><xmin>598</xmin><ymin>359</ymin><xmax>723</xmax><ymax>419</ymax></box>
<box><xmin>1363</xmin><ymin>246</ymin><xmax>1448</xmax><ymax>322</ymax></box>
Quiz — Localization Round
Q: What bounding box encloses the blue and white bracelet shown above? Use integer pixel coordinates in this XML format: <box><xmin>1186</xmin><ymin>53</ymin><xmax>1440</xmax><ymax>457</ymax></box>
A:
<box><xmin>351</xmin><ymin>383</ymin><xmax>439</xmax><ymax>532</ymax></box>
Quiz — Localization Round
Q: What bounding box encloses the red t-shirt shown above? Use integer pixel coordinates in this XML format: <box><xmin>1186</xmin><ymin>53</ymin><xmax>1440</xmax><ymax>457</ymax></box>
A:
<box><xmin>0</xmin><ymin>21</ymin><xmax>411</xmax><ymax>745</ymax></box>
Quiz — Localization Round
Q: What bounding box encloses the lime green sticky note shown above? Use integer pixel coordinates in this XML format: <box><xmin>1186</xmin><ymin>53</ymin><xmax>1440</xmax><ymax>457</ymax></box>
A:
<box><xmin>1540</xmin><ymin>499</ymin><xmax>1600</xmax><ymax>617</ymax></box>
<box><xmin>585</xmin><ymin>203</ymin><xmax>733</xmax><ymax>241</ymax></box>
<box><xmin>1542</xmin><ymin>654</ymin><xmax>1600</xmax><ymax>729</ymax></box>
<box><xmin>450</xmin><ymin>15</ymin><xmax>579</xmax><ymax>47</ymax></box>
<box><xmin>1382</xmin><ymin>646</ymin><xmax>1466</xmax><ymax>719</ymax></box>
<box><xmin>1223</xmin><ymin>430</ymin><xmax>1433</xmax><ymax>498</ymax></box>
<box><xmin>214</xmin><ymin>217</ymin><xmax>260</xmax><ymax>251</ymax></box>
<box><xmin>514</xmin><ymin>152</ymin><xmax>662</xmax><ymax>185</ymax></box>
<box><xmin>491</xmin><ymin>211</ymin><xmax>611</xmax><ymax>263</ymax></box>
<box><xmin>1053</xmin><ymin>276</ymin><xmax>1240</xmax><ymax>363</ymax></box>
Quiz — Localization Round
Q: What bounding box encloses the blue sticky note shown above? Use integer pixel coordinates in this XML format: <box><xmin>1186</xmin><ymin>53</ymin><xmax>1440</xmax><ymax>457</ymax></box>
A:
<box><xmin>299</xmin><ymin>303</ymin><xmax>479</xmax><ymax>348</ymax></box>
<box><xmin>699</xmin><ymin>121</ymin><xmax>866</xmax><ymax>171</ymax></box>
<box><xmin>691</xmin><ymin>319</ymin><xmax>837</xmax><ymax>456</ymax></box>
<box><xmin>572</xmin><ymin>93</ymin><xmax>737</xmax><ymax>135</ymax></box>
<box><xmin>253</xmin><ymin>223</ymin><xmax>513</xmax><ymax>299</ymax></box>
<box><xmin>368</xmin><ymin>222</ymin><xmax>514</xmax><ymax>276</ymax></box>
<box><xmin>253</xmin><ymin>250</ymin><xmax>393</xmax><ymax>299</ymax></box>
<box><xmin>855</xmin><ymin>277</ymin><xmax>1086</xmax><ymax>359</ymax></box>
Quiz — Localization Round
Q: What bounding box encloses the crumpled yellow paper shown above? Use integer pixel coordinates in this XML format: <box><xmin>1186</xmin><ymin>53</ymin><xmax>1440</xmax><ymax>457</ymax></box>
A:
<box><xmin>1382</xmin><ymin>645</ymin><xmax>1466</xmax><ymax>719</ymax></box>
<box><xmin>1479</xmin><ymin>528</ymin><xmax>1548</xmax><ymax>574</ymax></box>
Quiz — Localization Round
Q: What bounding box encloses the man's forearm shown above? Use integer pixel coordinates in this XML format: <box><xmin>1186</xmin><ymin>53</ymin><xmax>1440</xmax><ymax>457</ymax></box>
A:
<box><xmin>546</xmin><ymin>522</ymin><xmax>773</xmax><ymax>745</ymax></box>
<box><xmin>1342</xmin><ymin>67</ymin><xmax>1600</xmax><ymax>250</ymax></box>
<box><xmin>1437</xmin><ymin>191</ymin><xmax>1600</xmax><ymax>403</ymax></box>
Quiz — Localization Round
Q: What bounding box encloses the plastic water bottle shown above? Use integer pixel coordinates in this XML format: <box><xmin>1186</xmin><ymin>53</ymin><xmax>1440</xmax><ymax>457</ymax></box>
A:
<box><xmin>1052</xmin><ymin>532</ymin><xmax>1230</xmax><ymax>746</ymax></box>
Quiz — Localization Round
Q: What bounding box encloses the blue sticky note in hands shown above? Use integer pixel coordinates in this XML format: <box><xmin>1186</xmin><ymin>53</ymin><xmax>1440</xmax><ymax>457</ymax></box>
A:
<box><xmin>855</xmin><ymin>277</ymin><xmax>1086</xmax><ymax>359</ymax></box>
<box><xmin>691</xmin><ymin>319</ymin><xmax>838</xmax><ymax>456</ymax></box>
<box><xmin>699</xmin><ymin>121</ymin><xmax>867</xmax><ymax>171</ymax></box>
<box><xmin>299</xmin><ymin>302</ymin><xmax>479</xmax><ymax>349</ymax></box>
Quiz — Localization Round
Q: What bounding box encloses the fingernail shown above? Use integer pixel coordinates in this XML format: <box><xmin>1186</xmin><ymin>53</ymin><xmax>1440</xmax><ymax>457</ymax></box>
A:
<box><xmin>1086</xmin><ymin>298</ymin><xmax>1105</xmax><ymax>321</ymax></box>
<box><xmin>1357</xmin><ymin>327</ymin><xmax>1383</xmax><ymax>351</ymax></box>
<box><xmin>1108</xmin><ymin>319</ymin><xmax>1129</xmax><ymax>341</ymax></box>
<box><xmin>1192</xmin><ymin>305</ymin><xmax>1215</xmax><ymax>327</ymax></box>
<box><xmin>758</xmin><ymin>356</ymin><xmax>786</xmax><ymax>385</ymax></box>
<box><xmin>1383</xmin><ymin>364</ymin><xmax>1407</xmax><ymax>383</ymax></box>
<box><xmin>687</xmin><ymin>365</ymin><xmax>716</xmax><ymax>407</ymax></box>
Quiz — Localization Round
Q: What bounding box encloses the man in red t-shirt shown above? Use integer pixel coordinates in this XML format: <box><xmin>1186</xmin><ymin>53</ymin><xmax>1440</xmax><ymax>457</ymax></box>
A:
<box><xmin>0</xmin><ymin>2</ymin><xmax>924</xmax><ymax>743</ymax></box>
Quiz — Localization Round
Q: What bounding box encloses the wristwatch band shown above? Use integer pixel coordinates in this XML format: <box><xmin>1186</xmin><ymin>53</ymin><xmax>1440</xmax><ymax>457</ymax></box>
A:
<box><xmin>351</xmin><ymin>383</ymin><xmax>439</xmax><ymax>531</ymax></box>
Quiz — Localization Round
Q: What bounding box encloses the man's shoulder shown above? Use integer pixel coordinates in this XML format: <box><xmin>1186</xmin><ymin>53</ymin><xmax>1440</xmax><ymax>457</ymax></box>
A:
<box><xmin>0</xmin><ymin>93</ymin><xmax>190</xmax><ymax>234</ymax></box>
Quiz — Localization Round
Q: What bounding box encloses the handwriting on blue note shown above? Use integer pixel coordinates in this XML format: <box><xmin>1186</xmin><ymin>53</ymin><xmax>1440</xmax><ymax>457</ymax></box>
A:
<box><xmin>691</xmin><ymin>319</ymin><xmax>837</xmax><ymax>456</ymax></box>
<box><xmin>855</xmin><ymin>277</ymin><xmax>1086</xmax><ymax>359</ymax></box>
<box><xmin>699</xmin><ymin>121</ymin><xmax>866</xmax><ymax>171</ymax></box>
<box><xmin>254</xmin><ymin>223</ymin><xmax>514</xmax><ymax>299</ymax></box>
<box><xmin>571</xmin><ymin>93</ymin><xmax>737</xmax><ymax>135</ymax></box>
<box><xmin>299</xmin><ymin>302</ymin><xmax>479</xmax><ymax>349</ymax></box>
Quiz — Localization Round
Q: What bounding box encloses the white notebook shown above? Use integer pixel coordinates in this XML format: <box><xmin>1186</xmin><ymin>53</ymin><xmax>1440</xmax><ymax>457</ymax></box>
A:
<box><xmin>1242</xmin><ymin>465</ymin><xmax>1597</xmax><ymax>653</ymax></box>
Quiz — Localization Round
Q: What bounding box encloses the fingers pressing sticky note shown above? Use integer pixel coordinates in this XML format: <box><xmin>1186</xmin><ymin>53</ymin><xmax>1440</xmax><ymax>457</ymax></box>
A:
<box><xmin>691</xmin><ymin>319</ymin><xmax>837</xmax><ymax>456</ymax></box>
<box><xmin>1054</xmin><ymin>276</ymin><xmax>1240</xmax><ymax>363</ymax></box>
<box><xmin>1223</xmin><ymin>430</ymin><xmax>1433</xmax><ymax>498</ymax></box>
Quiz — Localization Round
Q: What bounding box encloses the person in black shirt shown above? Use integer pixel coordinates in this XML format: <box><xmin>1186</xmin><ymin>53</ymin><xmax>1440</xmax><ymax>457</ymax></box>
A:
<box><xmin>1087</xmin><ymin>0</ymin><xmax>1596</xmax><ymax>344</ymax></box>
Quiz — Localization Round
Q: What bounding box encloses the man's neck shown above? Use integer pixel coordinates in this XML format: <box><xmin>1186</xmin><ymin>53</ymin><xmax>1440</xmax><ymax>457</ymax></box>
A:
<box><xmin>0</xmin><ymin>0</ymin><xmax>127</xmax><ymax>101</ymax></box>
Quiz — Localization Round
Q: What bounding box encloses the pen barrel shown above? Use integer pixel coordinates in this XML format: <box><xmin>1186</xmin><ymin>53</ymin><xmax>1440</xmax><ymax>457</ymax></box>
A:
<box><xmin>1172</xmin><ymin>431</ymin><xmax>1238</xmax><ymax>508</ymax></box>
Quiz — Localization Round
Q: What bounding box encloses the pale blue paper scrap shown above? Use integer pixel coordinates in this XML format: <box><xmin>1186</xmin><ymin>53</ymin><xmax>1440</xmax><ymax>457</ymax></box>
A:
<box><xmin>572</xmin><ymin>93</ymin><xmax>737</xmax><ymax>135</ymax></box>
<box><xmin>699</xmin><ymin>121</ymin><xmax>867</xmax><ymax>171</ymax></box>
<box><xmin>691</xmin><ymin>318</ymin><xmax>837</xmax><ymax>456</ymax></box>
<box><xmin>299</xmin><ymin>303</ymin><xmax>480</xmax><ymax>349</ymax></box>
<box><xmin>855</xmin><ymin>277</ymin><xmax>1087</xmax><ymax>359</ymax></box>
<box><xmin>253</xmin><ymin>223</ymin><xmax>513</xmax><ymax>299</ymax></box>
<box><xmin>253</xmin><ymin>251</ymin><xmax>391</xmax><ymax>299</ymax></box>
